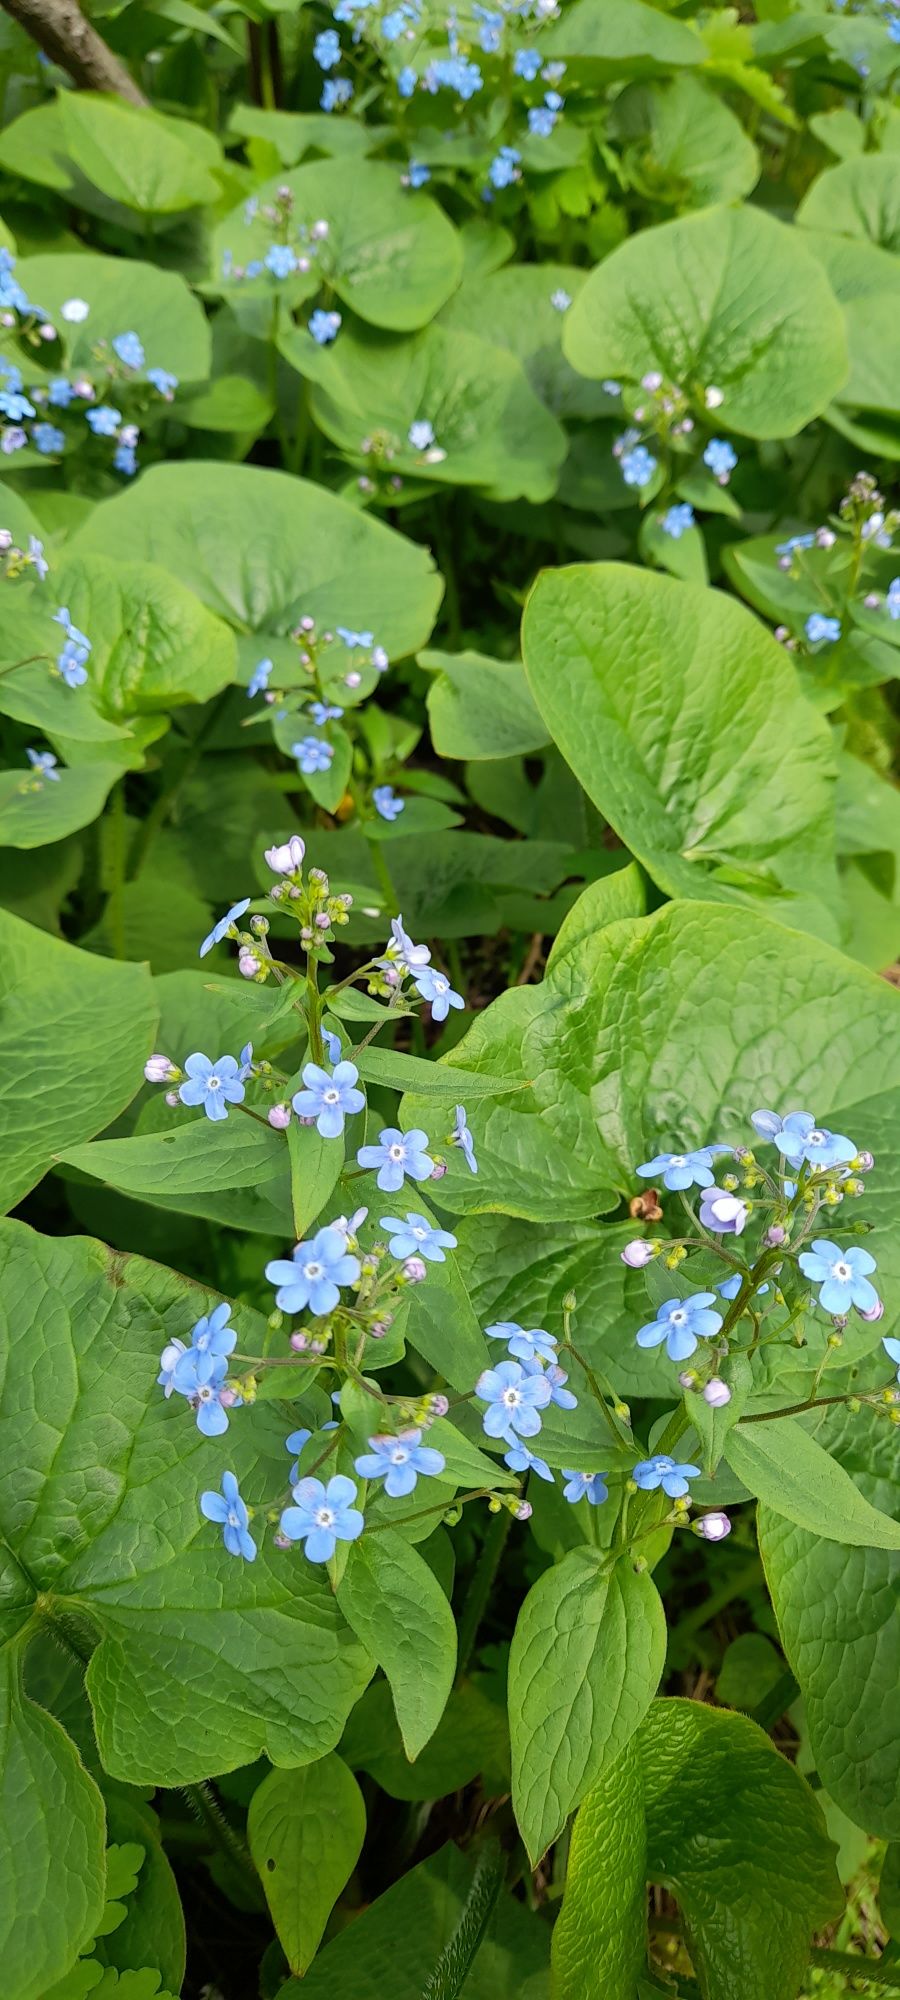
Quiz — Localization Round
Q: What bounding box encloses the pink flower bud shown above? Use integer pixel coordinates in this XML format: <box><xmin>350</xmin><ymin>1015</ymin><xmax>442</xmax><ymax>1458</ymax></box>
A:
<box><xmin>164</xmin><ymin>1090</ymin><xmax>179</xmax><ymax>1107</ymax></box>
<box><xmin>273</xmin><ymin>1531</ymin><xmax>292</xmax><ymax>1550</ymax></box>
<box><xmin>703</xmin><ymin>1378</ymin><xmax>731</xmax><ymax>1408</ymax></box>
<box><xmin>265</xmin><ymin>835</ymin><xmax>306</xmax><ymax>874</ymax></box>
<box><xmin>403</xmin><ymin>1255</ymin><xmax>428</xmax><ymax>1283</ymax></box>
<box><xmin>290</xmin><ymin>1330</ymin><xmax>310</xmax><ymax>1351</ymax></box>
<box><xmin>765</xmin><ymin>1223</ymin><xmax>787</xmax><ymax>1247</ymax></box>
<box><xmin>514</xmin><ymin>1500</ymin><xmax>533</xmax><ymax>1521</ymax></box>
<box><xmin>621</xmin><ymin>1239</ymin><xmax>654</xmax><ymax>1268</ymax></box>
<box><xmin>858</xmin><ymin>1297</ymin><xmax>884</xmax><ymax>1322</ymax></box>
<box><xmin>344</xmin><ymin>670</ymin><xmax>362</xmax><ymax>688</ymax></box>
<box><xmin>856</xmin><ymin>1150</ymin><xmax>875</xmax><ymax>1171</ymax></box>
<box><xmin>369</xmin><ymin>1318</ymin><xmax>391</xmax><ymax>1340</ymax></box>
<box><xmin>238</xmin><ymin>948</ymin><xmax>261</xmax><ymax>979</ymax></box>
<box><xmin>694</xmin><ymin>1511</ymin><xmax>731</xmax><ymax>1541</ymax></box>
<box><xmin>430</xmin><ymin>1159</ymin><xmax>448</xmax><ymax>1180</ymax></box>
<box><xmin>219</xmin><ymin>1386</ymin><xmax>239</xmax><ymax>1407</ymax></box>
<box><xmin>268</xmin><ymin>1103</ymin><xmax>292</xmax><ymax>1130</ymax></box>
<box><xmin>144</xmin><ymin>1053</ymin><xmax>178</xmax><ymax>1083</ymax></box>
<box><xmin>678</xmin><ymin>1371</ymin><xmax>698</xmax><ymax>1390</ymax></box>
<box><xmin>0</xmin><ymin>529</ymin><xmax>12</xmax><ymax>551</ymax></box>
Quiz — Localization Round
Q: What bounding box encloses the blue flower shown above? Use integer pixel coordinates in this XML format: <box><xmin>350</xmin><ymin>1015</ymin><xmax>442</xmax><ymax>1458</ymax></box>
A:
<box><xmin>112</xmin><ymin>330</ymin><xmax>145</xmax><ymax>370</ymax></box>
<box><xmin>562</xmin><ymin>1469</ymin><xmax>608</xmax><ymax>1506</ymax></box>
<box><xmin>357</xmin><ymin>1126</ymin><xmax>434</xmax><ymax>1191</ymax></box>
<box><xmin>308</xmin><ymin>310</ymin><xmax>342</xmax><ymax>345</ymax></box>
<box><xmin>53</xmin><ymin>607</ymin><xmax>91</xmax><ymax>687</ymax></box>
<box><xmin>409</xmin><ymin>418</ymin><xmax>435</xmax><ymax>450</ymax></box>
<box><xmin>632</xmin><ymin>1455</ymin><xmax>701</xmax><ymax>1499</ymax></box>
<box><xmin>805</xmin><ymin>613</ymin><xmax>841</xmax><ymax>645</ymax></box>
<box><xmin>26</xmin><ymin>748</ymin><xmax>59</xmax><ymax>780</ymax></box>
<box><xmin>751</xmin><ymin>1108</ymin><xmax>783</xmax><ymax>1140</ymax></box>
<box><xmin>383</xmin><ymin>913</ymin><xmax>431</xmax><ymax>972</ymax></box>
<box><xmin>293</xmin><ymin>734</ymin><xmax>334</xmax><ymax>773</ymax></box>
<box><xmin>178</xmin><ymin>1052</ymin><xmax>246</xmax><ymax>1121</ymax></box>
<box><xmin>451</xmin><ymin>1103</ymin><xmax>478</xmax><ymax>1173</ymax></box>
<box><xmin>474</xmin><ymin>1359</ymin><xmax>552</xmax><ymax>1440</ymax></box>
<box><xmin>292</xmin><ymin>1059</ymin><xmax>365</xmax><ymax>1138</ymax></box>
<box><xmin>199</xmin><ymin>897</ymin><xmax>250</xmax><ymax>958</ymax></box>
<box><xmin>798</xmin><ymin>1239</ymin><xmax>879</xmax><ymax>1316</ymax></box>
<box><xmin>266</xmin><ymin>1224</ymin><xmax>361</xmax><ymax>1315</ymax></box>
<box><xmin>488</xmin><ymin>146</ymin><xmax>521</xmax><ymax>189</ymax></box>
<box><xmin>718</xmin><ymin>1273</ymin><xmax>768</xmax><ymax>1301</ymax></box>
<box><xmin>698</xmin><ymin>1187</ymin><xmax>748</xmax><ymax>1235</ymax></box>
<box><xmin>248</xmin><ymin>656</ymin><xmax>273</xmax><ymax>698</ymax></box>
<box><xmin>286</xmin><ymin>1426</ymin><xmax>312</xmax><ymax>1478</ymax></box>
<box><xmin>265</xmin><ymin>243</ymin><xmax>298</xmax><ymax>279</ymax></box>
<box><xmin>113</xmin><ymin>442</ymin><xmax>138</xmax><ymax>477</ymax></box>
<box><xmin>527</xmin><ymin>103</ymin><xmax>557</xmax><ymax>137</ymax></box>
<box><xmin>280</xmin><ymin>1474</ymin><xmax>364</xmax><ymax>1561</ymax></box>
<box><xmin>336</xmin><ymin>626</ymin><xmax>374</xmax><ymax>648</ymax></box>
<box><xmin>661</xmin><ymin>503</ymin><xmax>695</xmax><ymax>539</ymax></box>
<box><xmin>321</xmin><ymin>75</ymin><xmax>354</xmax><ymax>111</ymax></box>
<box><xmin>425</xmin><ymin>55</ymin><xmax>483</xmax><ymax>98</ymax></box>
<box><xmin>703</xmin><ymin>438</ymin><xmax>737</xmax><ymax>481</ymax></box>
<box><xmin>48</xmin><ymin>377</ymin><xmax>74</xmax><ymax>408</ymax></box>
<box><xmin>413</xmin><ymin>964</ymin><xmax>464</xmax><ymax>1021</ymax></box>
<box><xmin>636</xmin><ymin>1292</ymin><xmax>723</xmax><ymax>1363</ymax></box>
<box><xmin>147</xmin><ymin>366</ymin><xmax>178</xmax><ymax>398</ymax></box>
<box><xmin>354</xmin><ymin>1428</ymin><xmax>446</xmax><ymax>1496</ymax></box>
<box><xmin>157</xmin><ymin>1337</ymin><xmax>188</xmax><ymax>1397</ymax></box>
<box><xmin>637</xmin><ymin>1147</ymin><xmax>724</xmax><ymax>1191</ymax></box>
<box><xmin>475</xmin><ymin>6</ymin><xmax>503</xmax><ymax>52</ymax></box>
<box><xmin>200</xmin><ymin>1471</ymin><xmax>256</xmax><ymax>1559</ymax></box>
<box><xmin>171</xmin><ymin>1302</ymin><xmax>236</xmax><ymax>1389</ymax></box>
<box><xmin>886</xmin><ymin>578</ymin><xmax>900</xmax><ymax>620</ymax></box>
<box><xmin>309</xmin><ymin>700</ymin><xmax>343</xmax><ymax>723</ymax></box>
<box><xmin>0</xmin><ymin>387</ymin><xmax>35</xmax><ymax>421</ymax></box>
<box><xmin>398</xmin><ymin>64</ymin><xmax>417</xmax><ymax>95</ymax></box>
<box><xmin>28</xmin><ymin>534</ymin><xmax>48</xmax><ymax>580</ymax></box>
<box><xmin>32</xmin><ymin>422</ymin><xmax>65</xmax><ymax>455</ymax></box>
<box><xmin>776</xmin><ymin>533</ymin><xmax>815</xmax><ymax>557</ymax></box>
<box><xmin>530</xmin><ymin>1359</ymin><xmax>578</xmax><ymax>1410</ymax></box>
<box><xmin>406</xmin><ymin>162</ymin><xmax>431</xmax><ymax>188</ymax></box>
<box><xmin>86</xmin><ymin>404</ymin><xmax>122</xmax><ymax>436</ymax></box>
<box><xmin>380</xmin><ymin>1212</ymin><xmax>457</xmax><ymax>1260</ymax></box>
<box><xmin>186</xmin><ymin>1354</ymin><xmax>233</xmax><ymax>1435</ymax></box>
<box><xmin>487</xmin><ymin>1321</ymin><xmax>557</xmax><ymax>1365</ymax></box>
<box><xmin>322</xmin><ymin>1027</ymin><xmax>343</xmax><ymax>1063</ymax></box>
<box><xmin>883</xmin><ymin>1335</ymin><xmax>900</xmax><ymax>1380</ymax></box>
<box><xmin>504</xmin><ymin>1440</ymin><xmax>553</xmax><ymax>1481</ymax></box>
<box><xmin>314</xmin><ymin>27</ymin><xmax>341</xmax><ymax>66</ymax></box>
<box><xmin>550</xmin><ymin>288</ymin><xmax>571</xmax><ymax>311</ymax></box>
<box><xmin>1</xmin><ymin>427</ymin><xmax>27</xmax><ymax>455</ymax></box>
<box><xmin>620</xmin><ymin>444</ymin><xmax>657</xmax><ymax>488</ymax></box>
<box><xmin>373</xmin><ymin>784</ymin><xmax>405</xmax><ymax>821</ymax></box>
<box><xmin>774</xmin><ymin>1112</ymin><xmax>856</xmax><ymax>1171</ymax></box>
<box><xmin>513</xmin><ymin>47</ymin><xmax>541</xmax><ymax>77</ymax></box>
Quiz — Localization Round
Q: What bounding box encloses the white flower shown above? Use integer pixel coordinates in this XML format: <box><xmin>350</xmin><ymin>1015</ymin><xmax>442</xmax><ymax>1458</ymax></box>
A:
<box><xmin>264</xmin><ymin>835</ymin><xmax>306</xmax><ymax>874</ymax></box>
<box><xmin>61</xmin><ymin>298</ymin><xmax>90</xmax><ymax>323</ymax></box>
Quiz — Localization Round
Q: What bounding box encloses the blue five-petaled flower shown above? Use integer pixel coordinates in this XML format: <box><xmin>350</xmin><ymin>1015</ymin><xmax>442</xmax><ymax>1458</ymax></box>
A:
<box><xmin>266</xmin><ymin>1225</ymin><xmax>361</xmax><ymax>1316</ymax></box>
<box><xmin>354</xmin><ymin>1429</ymin><xmax>446</xmax><ymax>1497</ymax></box>
<box><xmin>413</xmin><ymin>964</ymin><xmax>464</xmax><ymax>1022</ymax></box>
<box><xmin>475</xmin><ymin>1359</ymin><xmax>552</xmax><ymax>1440</ymax></box>
<box><xmin>292</xmin><ymin>1059</ymin><xmax>365</xmax><ymax>1138</ymax></box>
<box><xmin>178</xmin><ymin>1052</ymin><xmax>246</xmax><ymax>1121</ymax></box>
<box><xmin>380</xmin><ymin>1212</ymin><xmax>457</xmax><ymax>1261</ymax></box>
<box><xmin>637</xmin><ymin>1147</ymin><xmax>726</xmax><ymax>1190</ymax></box>
<box><xmin>170</xmin><ymin>1302</ymin><xmax>235</xmax><ymax>1388</ymax></box>
<box><xmin>632</xmin><ymin>1455</ymin><xmax>701</xmax><ymax>1499</ymax></box>
<box><xmin>774</xmin><ymin>1111</ymin><xmax>856</xmax><ymax>1171</ymax></box>
<box><xmin>562</xmin><ymin>1469</ymin><xmax>609</xmax><ymax>1506</ymax></box>
<box><xmin>199</xmin><ymin>898</ymin><xmax>250</xmax><ymax>959</ymax></box>
<box><xmin>798</xmin><ymin>1239</ymin><xmax>879</xmax><ymax>1316</ymax></box>
<box><xmin>357</xmin><ymin>1126</ymin><xmax>434</xmax><ymax>1192</ymax></box>
<box><xmin>486</xmin><ymin>1321</ymin><xmax>557</xmax><ymax>1365</ymax></box>
<box><xmin>451</xmin><ymin>1104</ymin><xmax>478</xmax><ymax>1174</ymax></box>
<box><xmin>200</xmin><ymin>1471</ymin><xmax>256</xmax><ymax>1560</ymax></box>
<box><xmin>635</xmin><ymin>1292</ymin><xmax>724</xmax><ymax>1363</ymax></box>
<box><xmin>280</xmin><ymin>1475</ymin><xmax>364</xmax><ymax>1562</ymax></box>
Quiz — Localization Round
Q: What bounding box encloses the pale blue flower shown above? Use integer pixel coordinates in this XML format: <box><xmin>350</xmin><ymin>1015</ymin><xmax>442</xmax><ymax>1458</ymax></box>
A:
<box><xmin>487</xmin><ymin>1321</ymin><xmax>557</xmax><ymax>1365</ymax></box>
<box><xmin>357</xmin><ymin>1126</ymin><xmax>434</xmax><ymax>1191</ymax></box>
<box><xmin>265</xmin><ymin>244</ymin><xmax>297</xmax><ymax>279</ymax></box>
<box><xmin>661</xmin><ymin>503</ymin><xmax>695</xmax><ymax>539</ymax></box>
<box><xmin>489</xmin><ymin>146</ymin><xmax>521</xmax><ymax>189</ymax></box>
<box><xmin>314</xmin><ymin>27</ymin><xmax>341</xmax><ymax>65</ymax></box>
<box><xmin>171</xmin><ymin>1302</ymin><xmax>235</xmax><ymax>1388</ymax></box>
<box><xmin>562</xmin><ymin>1469</ymin><xmax>608</xmax><ymax>1505</ymax></box>
<box><xmin>336</xmin><ymin>626</ymin><xmax>374</xmax><ymax>648</ymax></box>
<box><xmin>248</xmin><ymin>656</ymin><xmax>273</xmax><ymax>698</ymax></box>
<box><xmin>48</xmin><ymin>377</ymin><xmax>74</xmax><ymax>408</ymax></box>
<box><xmin>632</xmin><ymin>1454</ymin><xmax>701</xmax><ymax>1499</ymax></box>
<box><xmin>26</xmin><ymin>748</ymin><xmax>59</xmax><ymax>780</ymax></box>
<box><xmin>280</xmin><ymin>1474</ymin><xmax>364</xmax><ymax>1561</ymax></box>
<box><xmin>178</xmin><ymin>1052</ymin><xmax>246</xmax><ymax>1121</ymax></box>
<box><xmin>805</xmin><ymin>613</ymin><xmax>841</xmax><ymax>645</ymax></box>
<box><xmin>86</xmin><ymin>404</ymin><xmax>122</xmax><ymax>436</ymax></box>
<box><xmin>406</xmin><ymin>162</ymin><xmax>431</xmax><ymax>188</ymax></box>
<box><xmin>28</xmin><ymin>534</ymin><xmax>48</xmax><ymax>580</ymax></box>
<box><xmin>183</xmin><ymin>1353</ymin><xmax>234</xmax><ymax>1435</ymax></box>
<box><xmin>147</xmin><ymin>366</ymin><xmax>178</xmax><ymax>398</ymax></box>
<box><xmin>504</xmin><ymin>1440</ymin><xmax>553</xmax><ymax>1481</ymax></box>
<box><xmin>527</xmin><ymin>103</ymin><xmax>557</xmax><ymax>136</ymax></box>
<box><xmin>413</xmin><ymin>964</ymin><xmax>464</xmax><ymax>1021</ymax></box>
<box><xmin>886</xmin><ymin>578</ymin><xmax>900</xmax><ymax>620</ymax></box>
<box><xmin>157</xmin><ymin>1336</ymin><xmax>187</xmax><ymax>1397</ymax></box>
<box><xmin>286</xmin><ymin>1426</ymin><xmax>312</xmax><ymax>1479</ymax></box>
<box><xmin>373</xmin><ymin>784</ymin><xmax>404</xmax><ymax>821</ymax></box>
<box><xmin>513</xmin><ymin>47</ymin><xmax>541</xmax><ymax>77</ymax></box>
<box><xmin>550</xmin><ymin>288</ymin><xmax>571</xmax><ymax>311</ymax></box>
<box><xmin>199</xmin><ymin>897</ymin><xmax>250</xmax><ymax>958</ymax></box>
<box><xmin>308</xmin><ymin>309</ymin><xmax>341</xmax><ymax>345</ymax></box>
<box><xmin>620</xmin><ymin>443</ymin><xmax>657</xmax><ymax>487</ymax></box>
<box><xmin>798</xmin><ymin>1239</ymin><xmax>879</xmax><ymax>1316</ymax></box>
<box><xmin>425</xmin><ymin>55</ymin><xmax>482</xmax><ymax>97</ymax></box>
<box><xmin>703</xmin><ymin>438</ymin><xmax>737</xmax><ymax>481</ymax></box>
<box><xmin>882</xmin><ymin>1335</ymin><xmax>900</xmax><ymax>1380</ymax></box>
<box><xmin>112</xmin><ymin>331</ymin><xmax>145</xmax><ymax>370</ymax></box>
<box><xmin>475</xmin><ymin>1358</ymin><xmax>552</xmax><ymax>1440</ymax></box>
<box><xmin>775</xmin><ymin>1112</ymin><xmax>856</xmax><ymax>1171</ymax></box>
<box><xmin>293</xmin><ymin>734</ymin><xmax>334</xmax><ymax>773</ymax></box>
<box><xmin>266</xmin><ymin>1225</ymin><xmax>361</xmax><ymax>1315</ymax></box>
<box><xmin>309</xmin><ymin>700</ymin><xmax>342</xmax><ymax>723</ymax></box>
<box><xmin>354</xmin><ymin>1428</ymin><xmax>445</xmax><ymax>1496</ymax></box>
<box><xmin>200</xmin><ymin>1471</ymin><xmax>256</xmax><ymax>1559</ymax></box>
<box><xmin>321</xmin><ymin>75</ymin><xmax>354</xmax><ymax>110</ymax></box>
<box><xmin>292</xmin><ymin>1059</ymin><xmax>365</xmax><ymax>1138</ymax></box>
<box><xmin>698</xmin><ymin>1187</ymin><xmax>748</xmax><ymax>1234</ymax></box>
<box><xmin>408</xmin><ymin>419</ymin><xmax>435</xmax><ymax>449</ymax></box>
<box><xmin>380</xmin><ymin>1212</ymin><xmax>457</xmax><ymax>1260</ymax></box>
<box><xmin>53</xmin><ymin>607</ymin><xmax>91</xmax><ymax>687</ymax></box>
<box><xmin>0</xmin><ymin>386</ymin><xmax>35</xmax><ymax>421</ymax></box>
<box><xmin>113</xmin><ymin>442</ymin><xmax>138</xmax><ymax>477</ymax></box>
<box><xmin>398</xmin><ymin>65</ymin><xmax>417</xmax><ymax>95</ymax></box>
<box><xmin>32</xmin><ymin>422</ymin><xmax>64</xmax><ymax>455</ymax></box>
<box><xmin>530</xmin><ymin>1359</ymin><xmax>578</xmax><ymax>1410</ymax></box>
<box><xmin>637</xmin><ymin>1147</ymin><xmax>724</xmax><ymax>1191</ymax></box>
<box><xmin>452</xmin><ymin>1104</ymin><xmax>478</xmax><ymax>1173</ymax></box>
<box><xmin>636</xmin><ymin>1292</ymin><xmax>723</xmax><ymax>1363</ymax></box>
<box><xmin>718</xmin><ymin>1274</ymin><xmax>768</xmax><ymax>1301</ymax></box>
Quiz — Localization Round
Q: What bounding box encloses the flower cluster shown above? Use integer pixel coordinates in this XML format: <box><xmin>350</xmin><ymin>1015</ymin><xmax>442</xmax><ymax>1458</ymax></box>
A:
<box><xmin>772</xmin><ymin>471</ymin><xmax>900</xmax><ymax>656</ymax></box>
<box><xmin>0</xmin><ymin>278</ymin><xmax>177</xmax><ymax>476</ymax></box>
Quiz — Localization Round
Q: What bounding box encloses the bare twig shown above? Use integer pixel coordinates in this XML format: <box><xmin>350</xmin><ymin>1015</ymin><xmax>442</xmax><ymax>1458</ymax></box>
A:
<box><xmin>1</xmin><ymin>0</ymin><xmax>147</xmax><ymax>105</ymax></box>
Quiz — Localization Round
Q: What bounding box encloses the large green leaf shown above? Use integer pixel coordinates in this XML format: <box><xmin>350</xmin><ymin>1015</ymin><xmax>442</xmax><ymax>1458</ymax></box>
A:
<box><xmin>438</xmin><ymin>265</ymin><xmax>608</xmax><ymax>420</ymax></box>
<box><xmin>554</xmin><ymin>1702</ymin><xmax>841</xmax><ymax>2000</ymax></box>
<box><xmin>70</xmin><ymin>463</ymin><xmax>442</xmax><ymax>657</ymax></box>
<box><xmin>726</xmin><ymin>1417</ymin><xmax>900</xmax><ymax>1548</ymax></box>
<box><xmin>59</xmin><ymin>1114</ymin><xmax>288</xmax><ymax>1199</ymax></box>
<box><xmin>609</xmin><ymin>73</ymin><xmax>760</xmax><ymax>209</ymax></box>
<box><xmin>58</xmin><ymin>93</ymin><xmax>219</xmax><ymax>213</ymax></box>
<box><xmin>0</xmin><ymin>1222</ymin><xmax>372</xmax><ymax>1785</ymax></box>
<box><xmin>0</xmin><ymin>1643</ymin><xmax>107</xmax><ymax>2000</ymax></box>
<box><xmin>14</xmin><ymin>251</ymin><xmax>211</xmax><ymax>385</ymax></box>
<box><xmin>563</xmin><ymin>204</ymin><xmax>848</xmax><ymax>437</ymax></box>
<box><xmin>798</xmin><ymin>154</ymin><xmax>900</xmax><ymax>255</ymax></box>
<box><xmin>299</xmin><ymin>322</ymin><xmax>567</xmax><ymax>505</ymax></box>
<box><xmin>336</xmin><ymin>1531</ymin><xmax>456</xmax><ymax>1758</ymax></box>
<box><xmin>539</xmin><ymin>0</ymin><xmax>704</xmax><ymax>73</ymax></box>
<box><xmin>403</xmin><ymin>892</ymin><xmax>900</xmax><ymax>1223</ymax></box>
<box><xmin>0</xmin><ymin>911</ymin><xmax>157</xmax><ymax>1213</ymax></box>
<box><xmin>211</xmin><ymin>159</ymin><xmax>462</xmax><ymax>331</ymax></box>
<box><xmin>521</xmin><ymin>562</ymin><xmax>841</xmax><ymax>941</ymax></box>
<box><xmin>421</xmin><ymin>649</ymin><xmax>551</xmax><ymax>761</ymax></box>
<box><xmin>801</xmin><ymin>230</ymin><xmax>900</xmax><ymax>424</ymax></box>
<box><xmin>49</xmin><ymin>555</ymin><xmax>236</xmax><ymax>718</ymax></box>
<box><xmin>0</xmin><ymin>764</ymin><xmax>118</xmax><ymax>848</ymax></box>
<box><xmin>508</xmin><ymin>1550</ymin><xmax>666</xmax><ymax>1862</ymax></box>
<box><xmin>760</xmin><ymin>1401</ymin><xmax>900</xmax><ymax>1837</ymax></box>
<box><xmin>247</xmin><ymin>1757</ymin><xmax>365</xmax><ymax>1974</ymax></box>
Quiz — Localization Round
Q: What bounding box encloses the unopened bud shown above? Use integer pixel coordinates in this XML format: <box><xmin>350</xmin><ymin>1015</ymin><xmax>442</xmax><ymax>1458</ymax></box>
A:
<box><xmin>239</xmin><ymin>948</ymin><xmax>262</xmax><ymax>978</ymax></box>
<box><xmin>430</xmin><ymin>1159</ymin><xmax>448</xmax><ymax>1180</ymax></box>
<box><xmin>403</xmin><ymin>1255</ymin><xmax>428</xmax><ymax>1283</ymax></box>
<box><xmin>694</xmin><ymin>1511</ymin><xmax>731</xmax><ymax>1541</ymax></box>
<box><xmin>562</xmin><ymin>1288</ymin><xmax>578</xmax><ymax>1310</ymax></box>
<box><xmin>632</xmin><ymin>1554</ymin><xmax>648</xmax><ymax>1573</ymax></box>
<box><xmin>678</xmin><ymin>1370</ymin><xmax>698</xmax><ymax>1391</ymax></box>
<box><xmin>290</xmin><ymin>1329</ymin><xmax>309</xmax><ymax>1351</ymax></box>
<box><xmin>430</xmin><ymin>1392</ymin><xmax>449</xmax><ymax>1417</ymax></box>
<box><xmin>144</xmin><ymin>1053</ymin><xmax>179</xmax><ymax>1083</ymax></box>
<box><xmin>513</xmin><ymin>1500</ymin><xmax>532</xmax><ymax>1521</ymax></box>
<box><xmin>855</xmin><ymin>1150</ymin><xmax>874</xmax><ymax>1171</ymax></box>
<box><xmin>765</xmin><ymin>1223</ymin><xmax>787</xmax><ymax>1247</ymax></box>
<box><xmin>858</xmin><ymin>1296</ymin><xmax>884</xmax><ymax>1322</ymax></box>
<box><xmin>273</xmin><ymin>1531</ymin><xmax>292</xmax><ymax>1551</ymax></box>
<box><xmin>621</xmin><ymin>1239</ymin><xmax>654</xmax><ymax>1268</ymax></box>
<box><xmin>268</xmin><ymin>1103</ymin><xmax>292</xmax><ymax>1129</ymax></box>
<box><xmin>164</xmin><ymin>1090</ymin><xmax>179</xmax><ymax>1107</ymax></box>
<box><xmin>703</xmin><ymin>1378</ymin><xmax>731</xmax><ymax>1408</ymax></box>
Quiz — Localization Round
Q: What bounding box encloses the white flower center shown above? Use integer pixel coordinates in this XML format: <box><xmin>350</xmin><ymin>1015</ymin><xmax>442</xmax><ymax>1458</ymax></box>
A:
<box><xmin>670</xmin><ymin>1309</ymin><xmax>687</xmax><ymax>1325</ymax></box>
<box><xmin>227</xmin><ymin>1508</ymin><xmax>239</xmax><ymax>1526</ymax></box>
<box><xmin>389</xmin><ymin>1144</ymin><xmax>405</xmax><ymax>1161</ymax></box>
<box><xmin>434</xmin><ymin>977</ymin><xmax>447</xmax><ymax>993</ymax></box>
<box><xmin>315</xmin><ymin>1506</ymin><xmax>335</xmax><ymax>1528</ymax></box>
<box><xmin>207</xmin><ymin>1075</ymin><xmax>221</xmax><ymax>1092</ymax></box>
<box><xmin>391</xmin><ymin>1447</ymin><xmax>409</xmax><ymax>1464</ymax></box>
<box><xmin>412</xmin><ymin>1227</ymin><xmax>427</xmax><ymax>1241</ymax></box>
<box><xmin>808</xmin><ymin>1130</ymin><xmax>825</xmax><ymax>1147</ymax></box>
<box><xmin>831</xmin><ymin>1260</ymin><xmax>852</xmax><ymax>1282</ymax></box>
<box><xmin>502</xmin><ymin>1388</ymin><xmax>521</xmax><ymax>1408</ymax></box>
<box><xmin>303</xmin><ymin>1261</ymin><xmax>324</xmax><ymax>1281</ymax></box>
<box><xmin>324</xmin><ymin>1089</ymin><xmax>340</xmax><ymax>1104</ymax></box>
<box><xmin>197</xmin><ymin>1385</ymin><xmax>214</xmax><ymax>1402</ymax></box>
<box><xmin>670</xmin><ymin>1155</ymin><xmax>686</xmax><ymax>1166</ymax></box>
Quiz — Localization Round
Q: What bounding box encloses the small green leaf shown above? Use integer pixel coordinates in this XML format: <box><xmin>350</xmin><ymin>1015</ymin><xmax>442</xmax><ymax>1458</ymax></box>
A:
<box><xmin>59</xmin><ymin>1116</ymin><xmax>287</xmax><ymax>1199</ymax></box>
<box><xmin>247</xmin><ymin>1756</ymin><xmax>365</xmax><ymax>1974</ymax></box>
<box><xmin>726</xmin><ymin>1417</ymin><xmax>900</xmax><ymax>1548</ymax></box>
<box><xmin>336</xmin><ymin>1531</ymin><xmax>456</xmax><ymax>1758</ymax></box>
<box><xmin>354</xmin><ymin>1045</ymin><xmax>528</xmax><ymax>1100</ymax></box>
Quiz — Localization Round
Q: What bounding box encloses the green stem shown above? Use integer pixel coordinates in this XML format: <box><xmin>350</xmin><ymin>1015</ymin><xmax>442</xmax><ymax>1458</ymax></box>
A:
<box><xmin>454</xmin><ymin>1505</ymin><xmax>511</xmax><ymax>1683</ymax></box>
<box><xmin>306</xmin><ymin>954</ymin><xmax>324</xmax><ymax>1064</ymax></box>
<box><xmin>179</xmin><ymin>1780</ymin><xmax>257</xmax><ymax>1882</ymax></box>
<box><xmin>807</xmin><ymin>1948</ymin><xmax>900</xmax><ymax>1990</ymax></box>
